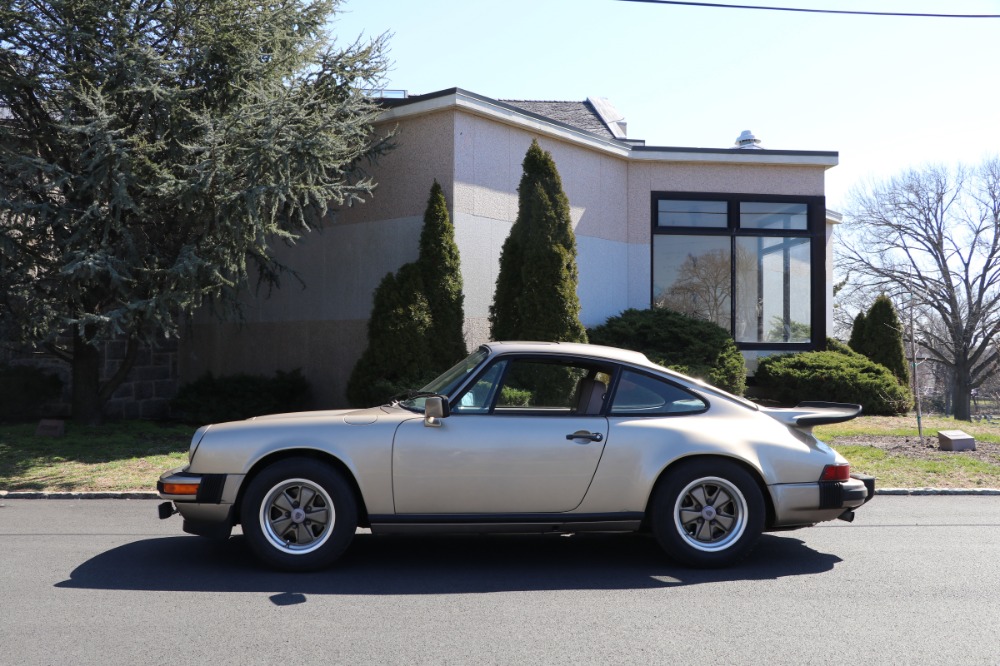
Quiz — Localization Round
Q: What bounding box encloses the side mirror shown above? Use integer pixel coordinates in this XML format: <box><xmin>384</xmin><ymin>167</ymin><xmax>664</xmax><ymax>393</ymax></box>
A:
<box><xmin>424</xmin><ymin>396</ymin><xmax>450</xmax><ymax>427</ymax></box>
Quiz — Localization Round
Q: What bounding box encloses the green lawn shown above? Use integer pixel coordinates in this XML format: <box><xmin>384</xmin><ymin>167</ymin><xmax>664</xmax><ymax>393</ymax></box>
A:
<box><xmin>0</xmin><ymin>421</ymin><xmax>190</xmax><ymax>493</ymax></box>
<box><xmin>818</xmin><ymin>415</ymin><xmax>1000</xmax><ymax>488</ymax></box>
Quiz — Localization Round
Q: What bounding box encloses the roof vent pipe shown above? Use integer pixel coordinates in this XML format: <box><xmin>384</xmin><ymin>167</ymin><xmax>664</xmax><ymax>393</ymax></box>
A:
<box><xmin>734</xmin><ymin>130</ymin><xmax>763</xmax><ymax>149</ymax></box>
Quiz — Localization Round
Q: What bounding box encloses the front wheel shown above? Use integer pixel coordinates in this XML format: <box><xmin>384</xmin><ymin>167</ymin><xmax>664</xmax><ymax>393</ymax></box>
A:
<box><xmin>651</xmin><ymin>459</ymin><xmax>764</xmax><ymax>568</ymax></box>
<box><xmin>240</xmin><ymin>458</ymin><xmax>358</xmax><ymax>571</ymax></box>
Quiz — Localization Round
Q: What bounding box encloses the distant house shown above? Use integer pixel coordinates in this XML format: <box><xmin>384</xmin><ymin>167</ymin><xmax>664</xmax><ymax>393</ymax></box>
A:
<box><xmin>179</xmin><ymin>87</ymin><xmax>840</xmax><ymax>408</ymax></box>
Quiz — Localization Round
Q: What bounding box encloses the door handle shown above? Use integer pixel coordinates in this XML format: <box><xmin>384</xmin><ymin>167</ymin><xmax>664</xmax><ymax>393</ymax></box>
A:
<box><xmin>566</xmin><ymin>431</ymin><xmax>604</xmax><ymax>442</ymax></box>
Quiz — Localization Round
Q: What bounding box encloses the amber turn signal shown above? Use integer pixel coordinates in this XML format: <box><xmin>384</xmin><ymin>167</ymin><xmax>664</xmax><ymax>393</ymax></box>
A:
<box><xmin>161</xmin><ymin>482</ymin><xmax>200</xmax><ymax>495</ymax></box>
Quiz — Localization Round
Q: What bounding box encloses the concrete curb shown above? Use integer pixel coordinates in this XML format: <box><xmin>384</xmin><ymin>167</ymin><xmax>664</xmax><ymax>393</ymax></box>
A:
<box><xmin>3</xmin><ymin>489</ymin><xmax>1000</xmax><ymax>499</ymax></box>
<box><xmin>875</xmin><ymin>488</ymin><xmax>1000</xmax><ymax>496</ymax></box>
<box><xmin>0</xmin><ymin>491</ymin><xmax>160</xmax><ymax>500</ymax></box>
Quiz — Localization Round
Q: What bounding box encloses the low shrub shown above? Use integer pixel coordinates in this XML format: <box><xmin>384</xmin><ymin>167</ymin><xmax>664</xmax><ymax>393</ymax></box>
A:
<box><xmin>588</xmin><ymin>308</ymin><xmax>746</xmax><ymax>395</ymax></box>
<box><xmin>825</xmin><ymin>337</ymin><xmax>858</xmax><ymax>356</ymax></box>
<box><xmin>755</xmin><ymin>350</ymin><xmax>912</xmax><ymax>415</ymax></box>
<box><xmin>171</xmin><ymin>369</ymin><xmax>312</xmax><ymax>424</ymax></box>
<box><xmin>0</xmin><ymin>364</ymin><xmax>63</xmax><ymax>422</ymax></box>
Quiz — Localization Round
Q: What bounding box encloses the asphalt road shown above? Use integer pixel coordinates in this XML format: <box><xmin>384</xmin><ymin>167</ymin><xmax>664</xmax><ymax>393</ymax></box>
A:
<box><xmin>1</xmin><ymin>496</ymin><xmax>999</xmax><ymax>665</ymax></box>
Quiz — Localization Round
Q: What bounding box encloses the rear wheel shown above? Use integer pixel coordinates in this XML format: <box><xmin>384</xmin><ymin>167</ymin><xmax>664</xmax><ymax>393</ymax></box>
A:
<box><xmin>651</xmin><ymin>459</ymin><xmax>764</xmax><ymax>568</ymax></box>
<box><xmin>240</xmin><ymin>458</ymin><xmax>357</xmax><ymax>571</ymax></box>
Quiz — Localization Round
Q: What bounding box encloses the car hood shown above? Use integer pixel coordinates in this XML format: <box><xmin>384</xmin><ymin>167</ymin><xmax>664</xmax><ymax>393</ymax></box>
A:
<box><xmin>246</xmin><ymin>405</ymin><xmax>395</xmax><ymax>426</ymax></box>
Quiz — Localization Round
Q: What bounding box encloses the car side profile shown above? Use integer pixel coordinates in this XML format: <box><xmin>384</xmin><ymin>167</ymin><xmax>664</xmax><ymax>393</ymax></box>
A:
<box><xmin>158</xmin><ymin>341</ymin><xmax>874</xmax><ymax>570</ymax></box>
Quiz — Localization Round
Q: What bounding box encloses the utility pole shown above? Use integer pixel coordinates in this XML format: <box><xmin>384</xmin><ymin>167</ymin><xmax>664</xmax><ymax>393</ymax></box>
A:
<box><xmin>909</xmin><ymin>287</ymin><xmax>925</xmax><ymax>445</ymax></box>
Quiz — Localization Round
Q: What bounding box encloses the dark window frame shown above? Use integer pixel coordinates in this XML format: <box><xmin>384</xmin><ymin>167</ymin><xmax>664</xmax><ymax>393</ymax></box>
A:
<box><xmin>650</xmin><ymin>191</ymin><xmax>827</xmax><ymax>352</ymax></box>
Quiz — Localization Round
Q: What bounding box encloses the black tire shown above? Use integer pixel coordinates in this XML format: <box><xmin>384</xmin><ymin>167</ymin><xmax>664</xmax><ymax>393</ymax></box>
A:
<box><xmin>651</xmin><ymin>459</ymin><xmax>765</xmax><ymax>568</ymax></box>
<box><xmin>240</xmin><ymin>457</ymin><xmax>358</xmax><ymax>571</ymax></box>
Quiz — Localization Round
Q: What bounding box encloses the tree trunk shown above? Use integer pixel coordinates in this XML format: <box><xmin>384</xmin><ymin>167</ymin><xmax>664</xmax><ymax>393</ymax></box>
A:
<box><xmin>71</xmin><ymin>329</ymin><xmax>104</xmax><ymax>425</ymax></box>
<box><xmin>70</xmin><ymin>330</ymin><xmax>141</xmax><ymax>425</ymax></box>
<box><xmin>952</xmin><ymin>365</ymin><xmax>972</xmax><ymax>421</ymax></box>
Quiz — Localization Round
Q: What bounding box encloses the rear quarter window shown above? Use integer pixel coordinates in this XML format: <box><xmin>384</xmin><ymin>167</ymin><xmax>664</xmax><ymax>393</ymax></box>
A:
<box><xmin>610</xmin><ymin>370</ymin><xmax>707</xmax><ymax>416</ymax></box>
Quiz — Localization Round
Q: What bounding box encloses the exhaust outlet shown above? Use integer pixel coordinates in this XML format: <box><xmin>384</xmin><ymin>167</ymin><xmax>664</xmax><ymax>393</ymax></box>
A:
<box><xmin>837</xmin><ymin>509</ymin><xmax>855</xmax><ymax>523</ymax></box>
<box><xmin>158</xmin><ymin>501</ymin><xmax>177</xmax><ymax>520</ymax></box>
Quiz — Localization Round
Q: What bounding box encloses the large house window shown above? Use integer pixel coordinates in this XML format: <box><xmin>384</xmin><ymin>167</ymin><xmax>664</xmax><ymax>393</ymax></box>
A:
<box><xmin>651</xmin><ymin>193</ymin><xmax>825</xmax><ymax>350</ymax></box>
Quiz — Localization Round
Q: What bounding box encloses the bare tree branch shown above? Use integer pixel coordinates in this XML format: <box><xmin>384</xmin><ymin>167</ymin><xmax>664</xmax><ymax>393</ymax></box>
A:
<box><xmin>839</xmin><ymin>159</ymin><xmax>1000</xmax><ymax>420</ymax></box>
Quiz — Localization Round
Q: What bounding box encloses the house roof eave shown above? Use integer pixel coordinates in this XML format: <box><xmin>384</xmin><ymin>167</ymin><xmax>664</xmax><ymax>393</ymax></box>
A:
<box><xmin>376</xmin><ymin>88</ymin><xmax>839</xmax><ymax>169</ymax></box>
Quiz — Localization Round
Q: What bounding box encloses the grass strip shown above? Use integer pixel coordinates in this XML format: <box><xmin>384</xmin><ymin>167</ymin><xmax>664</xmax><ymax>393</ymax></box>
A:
<box><xmin>0</xmin><ymin>421</ymin><xmax>190</xmax><ymax>493</ymax></box>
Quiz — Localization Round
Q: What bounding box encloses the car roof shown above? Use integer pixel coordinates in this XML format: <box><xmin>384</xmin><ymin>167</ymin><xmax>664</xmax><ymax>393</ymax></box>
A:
<box><xmin>481</xmin><ymin>341</ymin><xmax>759</xmax><ymax>412</ymax></box>
<box><xmin>483</xmin><ymin>341</ymin><xmax>658</xmax><ymax>369</ymax></box>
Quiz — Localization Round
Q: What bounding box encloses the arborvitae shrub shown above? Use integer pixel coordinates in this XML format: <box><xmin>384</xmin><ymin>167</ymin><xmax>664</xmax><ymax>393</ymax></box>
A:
<box><xmin>490</xmin><ymin>140</ymin><xmax>586</xmax><ymax>344</ymax></box>
<box><xmin>418</xmin><ymin>181</ymin><xmax>466</xmax><ymax>368</ymax></box>
<box><xmin>848</xmin><ymin>311</ymin><xmax>867</xmax><ymax>354</ymax></box>
<box><xmin>346</xmin><ymin>264</ymin><xmax>436</xmax><ymax>407</ymax></box>
<box><xmin>348</xmin><ymin>182</ymin><xmax>466</xmax><ymax>407</ymax></box>
<box><xmin>587</xmin><ymin>308</ymin><xmax>747</xmax><ymax>395</ymax></box>
<box><xmin>171</xmin><ymin>369</ymin><xmax>311</xmax><ymax>423</ymax></box>
<box><xmin>754</xmin><ymin>350</ymin><xmax>912</xmax><ymax>415</ymax></box>
<box><xmin>859</xmin><ymin>295</ymin><xmax>909</xmax><ymax>385</ymax></box>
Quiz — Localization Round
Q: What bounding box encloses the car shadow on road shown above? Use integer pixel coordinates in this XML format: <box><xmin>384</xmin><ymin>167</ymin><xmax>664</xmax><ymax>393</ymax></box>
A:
<box><xmin>55</xmin><ymin>531</ymin><xmax>842</xmax><ymax>595</ymax></box>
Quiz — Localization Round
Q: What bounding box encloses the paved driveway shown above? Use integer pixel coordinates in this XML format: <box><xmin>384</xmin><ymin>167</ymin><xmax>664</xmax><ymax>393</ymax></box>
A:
<box><xmin>1</xmin><ymin>496</ymin><xmax>999</xmax><ymax>665</ymax></box>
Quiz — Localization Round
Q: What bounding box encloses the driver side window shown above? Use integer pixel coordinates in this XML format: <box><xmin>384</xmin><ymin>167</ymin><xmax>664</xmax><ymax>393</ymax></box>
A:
<box><xmin>454</xmin><ymin>358</ymin><xmax>611</xmax><ymax>415</ymax></box>
<box><xmin>455</xmin><ymin>361</ymin><xmax>507</xmax><ymax>413</ymax></box>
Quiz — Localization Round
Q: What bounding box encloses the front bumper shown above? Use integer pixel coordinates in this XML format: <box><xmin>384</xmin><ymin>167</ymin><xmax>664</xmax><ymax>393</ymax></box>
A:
<box><xmin>157</xmin><ymin>466</ymin><xmax>244</xmax><ymax>538</ymax></box>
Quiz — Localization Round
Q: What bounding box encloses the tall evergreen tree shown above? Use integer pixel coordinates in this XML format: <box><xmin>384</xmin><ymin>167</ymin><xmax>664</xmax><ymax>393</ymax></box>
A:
<box><xmin>0</xmin><ymin>0</ymin><xmax>389</xmax><ymax>423</ymax></box>
<box><xmin>489</xmin><ymin>140</ymin><xmax>586</xmax><ymax>344</ymax></box>
<box><xmin>418</xmin><ymin>181</ymin><xmax>466</xmax><ymax>367</ymax></box>
<box><xmin>347</xmin><ymin>182</ymin><xmax>466</xmax><ymax>406</ymax></box>
<box><xmin>346</xmin><ymin>265</ymin><xmax>434</xmax><ymax>407</ymax></box>
<box><xmin>848</xmin><ymin>311</ymin><xmax>868</xmax><ymax>354</ymax></box>
<box><xmin>861</xmin><ymin>295</ymin><xmax>909</xmax><ymax>385</ymax></box>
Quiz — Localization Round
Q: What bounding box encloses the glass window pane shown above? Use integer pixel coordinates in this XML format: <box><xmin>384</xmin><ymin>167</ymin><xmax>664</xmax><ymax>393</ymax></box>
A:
<box><xmin>610</xmin><ymin>371</ymin><xmax>706</xmax><ymax>415</ymax></box>
<box><xmin>494</xmin><ymin>360</ymin><xmax>597</xmax><ymax>412</ymax></box>
<box><xmin>454</xmin><ymin>360</ymin><xmax>507</xmax><ymax>414</ymax></box>
<box><xmin>653</xmin><ymin>236</ymin><xmax>731</xmax><ymax>331</ymax></box>
<box><xmin>657</xmin><ymin>200</ymin><xmax>728</xmax><ymax>228</ymax></box>
<box><xmin>740</xmin><ymin>202</ymin><xmax>808</xmax><ymax>230</ymax></box>
<box><xmin>735</xmin><ymin>237</ymin><xmax>811</xmax><ymax>343</ymax></box>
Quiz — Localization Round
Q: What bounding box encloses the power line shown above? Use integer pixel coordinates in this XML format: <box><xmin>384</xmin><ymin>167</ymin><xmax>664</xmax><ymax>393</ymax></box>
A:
<box><xmin>616</xmin><ymin>0</ymin><xmax>1000</xmax><ymax>18</ymax></box>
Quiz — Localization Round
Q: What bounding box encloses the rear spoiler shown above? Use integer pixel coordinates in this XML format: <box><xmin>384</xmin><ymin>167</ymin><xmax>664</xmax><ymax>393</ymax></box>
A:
<box><xmin>762</xmin><ymin>401</ymin><xmax>863</xmax><ymax>428</ymax></box>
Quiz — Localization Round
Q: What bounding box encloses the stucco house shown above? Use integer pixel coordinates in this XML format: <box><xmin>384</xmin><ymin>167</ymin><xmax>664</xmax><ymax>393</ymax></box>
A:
<box><xmin>179</xmin><ymin>87</ymin><xmax>840</xmax><ymax>408</ymax></box>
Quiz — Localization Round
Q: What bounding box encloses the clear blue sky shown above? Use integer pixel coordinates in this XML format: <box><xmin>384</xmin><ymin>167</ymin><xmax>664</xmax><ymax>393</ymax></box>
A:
<box><xmin>331</xmin><ymin>0</ymin><xmax>1000</xmax><ymax>211</ymax></box>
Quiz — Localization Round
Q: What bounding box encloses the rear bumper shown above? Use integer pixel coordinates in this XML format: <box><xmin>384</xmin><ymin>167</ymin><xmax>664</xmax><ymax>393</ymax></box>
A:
<box><xmin>770</xmin><ymin>473</ymin><xmax>876</xmax><ymax>528</ymax></box>
<box><xmin>820</xmin><ymin>473</ymin><xmax>876</xmax><ymax>510</ymax></box>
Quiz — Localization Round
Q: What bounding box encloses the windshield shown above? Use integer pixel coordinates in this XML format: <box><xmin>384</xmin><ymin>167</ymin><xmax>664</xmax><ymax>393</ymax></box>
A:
<box><xmin>397</xmin><ymin>347</ymin><xmax>490</xmax><ymax>411</ymax></box>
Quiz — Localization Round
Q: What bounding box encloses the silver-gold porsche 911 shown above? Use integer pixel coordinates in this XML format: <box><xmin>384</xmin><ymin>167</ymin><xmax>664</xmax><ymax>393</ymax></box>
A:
<box><xmin>158</xmin><ymin>341</ymin><xmax>874</xmax><ymax>570</ymax></box>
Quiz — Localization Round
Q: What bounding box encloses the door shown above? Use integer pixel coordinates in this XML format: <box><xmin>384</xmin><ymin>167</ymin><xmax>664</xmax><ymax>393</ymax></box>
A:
<box><xmin>391</xmin><ymin>356</ymin><xmax>612</xmax><ymax>514</ymax></box>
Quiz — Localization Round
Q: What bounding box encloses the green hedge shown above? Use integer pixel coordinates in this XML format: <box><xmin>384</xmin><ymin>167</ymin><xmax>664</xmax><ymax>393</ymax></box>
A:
<box><xmin>171</xmin><ymin>369</ymin><xmax>312</xmax><ymax>424</ymax></box>
<box><xmin>755</xmin><ymin>347</ymin><xmax>912</xmax><ymax>415</ymax></box>
<box><xmin>587</xmin><ymin>308</ymin><xmax>746</xmax><ymax>395</ymax></box>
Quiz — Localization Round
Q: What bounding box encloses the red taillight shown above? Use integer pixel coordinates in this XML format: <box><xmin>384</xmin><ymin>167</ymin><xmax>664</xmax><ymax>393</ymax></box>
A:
<box><xmin>819</xmin><ymin>463</ymin><xmax>851</xmax><ymax>482</ymax></box>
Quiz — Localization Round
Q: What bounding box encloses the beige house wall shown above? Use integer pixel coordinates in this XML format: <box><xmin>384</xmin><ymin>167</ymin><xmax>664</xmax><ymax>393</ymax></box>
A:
<box><xmin>179</xmin><ymin>94</ymin><xmax>836</xmax><ymax>409</ymax></box>
<box><xmin>180</xmin><ymin>111</ymin><xmax>459</xmax><ymax>407</ymax></box>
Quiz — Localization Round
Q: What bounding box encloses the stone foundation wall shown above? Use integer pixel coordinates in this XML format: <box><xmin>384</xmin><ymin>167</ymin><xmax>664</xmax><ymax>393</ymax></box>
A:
<box><xmin>103</xmin><ymin>339</ymin><xmax>179</xmax><ymax>419</ymax></box>
<box><xmin>1</xmin><ymin>338</ymin><xmax>179</xmax><ymax>421</ymax></box>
